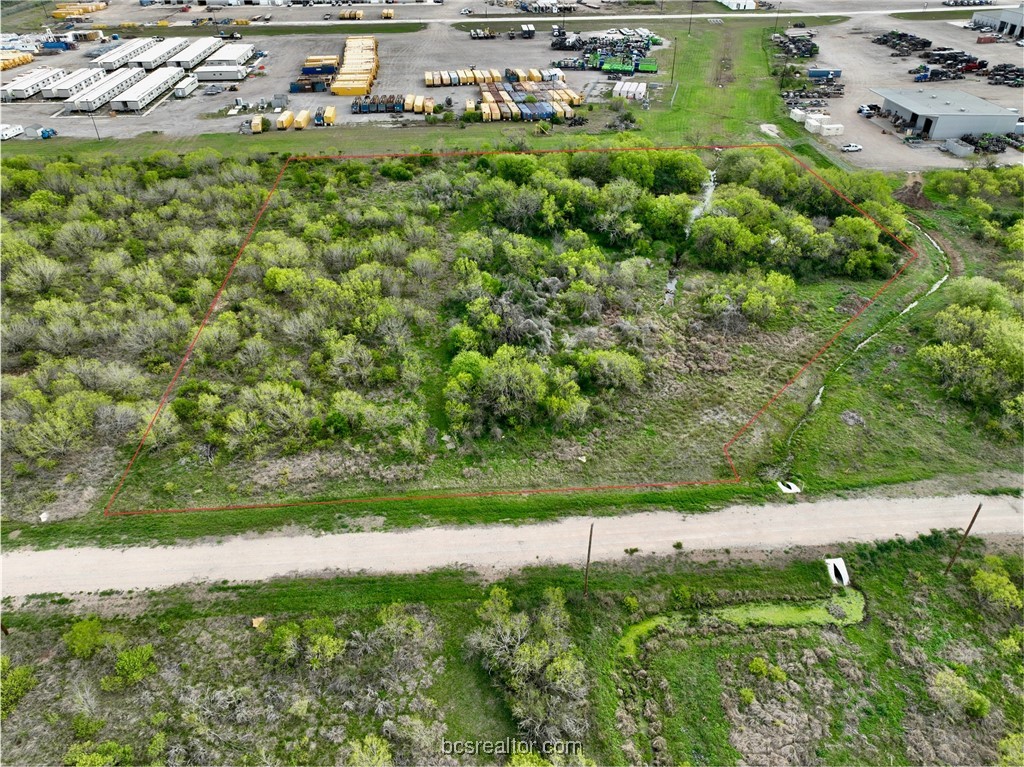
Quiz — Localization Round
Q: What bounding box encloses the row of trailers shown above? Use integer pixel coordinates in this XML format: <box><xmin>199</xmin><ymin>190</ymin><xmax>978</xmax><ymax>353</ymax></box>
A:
<box><xmin>424</xmin><ymin>67</ymin><xmax>564</xmax><ymax>87</ymax></box>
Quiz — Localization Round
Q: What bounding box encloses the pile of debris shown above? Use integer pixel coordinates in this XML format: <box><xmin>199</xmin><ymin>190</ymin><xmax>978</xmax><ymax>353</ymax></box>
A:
<box><xmin>959</xmin><ymin>132</ymin><xmax>1011</xmax><ymax>153</ymax></box>
<box><xmin>987</xmin><ymin>63</ymin><xmax>1024</xmax><ymax>87</ymax></box>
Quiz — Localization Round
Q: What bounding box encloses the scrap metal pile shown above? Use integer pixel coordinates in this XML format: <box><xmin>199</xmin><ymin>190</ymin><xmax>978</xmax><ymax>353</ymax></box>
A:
<box><xmin>773</xmin><ymin>34</ymin><xmax>819</xmax><ymax>57</ymax></box>
<box><xmin>872</xmin><ymin>30</ymin><xmax>932</xmax><ymax>56</ymax></box>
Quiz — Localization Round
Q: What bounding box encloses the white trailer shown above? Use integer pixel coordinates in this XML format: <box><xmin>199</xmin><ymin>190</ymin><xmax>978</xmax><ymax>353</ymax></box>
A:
<box><xmin>67</xmin><ymin>66</ymin><xmax>146</xmax><ymax>111</ymax></box>
<box><xmin>173</xmin><ymin>73</ymin><xmax>199</xmax><ymax>97</ymax></box>
<box><xmin>41</xmin><ymin>67</ymin><xmax>105</xmax><ymax>99</ymax></box>
<box><xmin>109</xmin><ymin>67</ymin><xmax>184</xmax><ymax>111</ymax></box>
<box><xmin>166</xmin><ymin>37</ymin><xmax>224</xmax><ymax>70</ymax></box>
<box><xmin>0</xmin><ymin>124</ymin><xmax>25</xmax><ymax>140</ymax></box>
<box><xmin>193</xmin><ymin>65</ymin><xmax>246</xmax><ymax>81</ymax></box>
<box><xmin>204</xmin><ymin>43</ymin><xmax>255</xmax><ymax>67</ymax></box>
<box><xmin>91</xmin><ymin>38</ymin><xmax>157</xmax><ymax>71</ymax></box>
<box><xmin>127</xmin><ymin>37</ymin><xmax>190</xmax><ymax>70</ymax></box>
<box><xmin>2</xmin><ymin>67</ymin><xmax>66</xmax><ymax>100</ymax></box>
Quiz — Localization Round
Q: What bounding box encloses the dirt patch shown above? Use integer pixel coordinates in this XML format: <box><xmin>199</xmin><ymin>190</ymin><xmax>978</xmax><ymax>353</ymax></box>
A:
<box><xmin>835</xmin><ymin>291</ymin><xmax>872</xmax><ymax>316</ymax></box>
<box><xmin>893</xmin><ymin>172</ymin><xmax>934</xmax><ymax>210</ymax></box>
<box><xmin>246</xmin><ymin>449</ymin><xmax>427</xmax><ymax>493</ymax></box>
<box><xmin>37</xmin><ymin>447</ymin><xmax>117</xmax><ymax>522</ymax></box>
<box><xmin>841</xmin><ymin>410</ymin><xmax>866</xmax><ymax>427</ymax></box>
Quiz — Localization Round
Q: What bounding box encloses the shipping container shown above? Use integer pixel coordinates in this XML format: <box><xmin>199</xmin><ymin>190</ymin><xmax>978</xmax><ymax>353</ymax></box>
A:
<box><xmin>251</xmin><ymin>114</ymin><xmax>263</xmax><ymax>133</ymax></box>
<box><xmin>293</xmin><ymin>109</ymin><xmax>311</xmax><ymax>129</ymax></box>
<box><xmin>423</xmin><ymin>96</ymin><xmax>435</xmax><ymax>114</ymax></box>
<box><xmin>528</xmin><ymin>68</ymin><xmax>542</xmax><ymax>82</ymax></box>
<box><xmin>414</xmin><ymin>95</ymin><xmax>424</xmax><ymax>113</ymax></box>
<box><xmin>404</xmin><ymin>93</ymin><xmax>415</xmax><ymax>111</ymax></box>
<box><xmin>276</xmin><ymin>110</ymin><xmax>294</xmax><ymax>129</ymax></box>
<box><xmin>323</xmin><ymin>105</ymin><xmax>336</xmax><ymax>125</ymax></box>
<box><xmin>194</xmin><ymin>65</ymin><xmax>246</xmax><ymax>81</ymax></box>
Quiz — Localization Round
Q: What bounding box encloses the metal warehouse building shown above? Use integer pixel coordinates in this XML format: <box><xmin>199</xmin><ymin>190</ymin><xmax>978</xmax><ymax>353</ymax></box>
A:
<box><xmin>109</xmin><ymin>67</ymin><xmax>184</xmax><ymax>111</ymax></box>
<box><xmin>91</xmin><ymin>38</ymin><xmax>157</xmax><ymax>70</ymax></box>
<box><xmin>166</xmin><ymin>37</ymin><xmax>224</xmax><ymax>70</ymax></box>
<box><xmin>203</xmin><ymin>43</ymin><xmax>255</xmax><ymax>67</ymax></box>
<box><xmin>41</xmin><ymin>67</ymin><xmax>105</xmax><ymax>99</ymax></box>
<box><xmin>67</xmin><ymin>66</ymin><xmax>146</xmax><ymax>111</ymax></box>
<box><xmin>971</xmin><ymin>2</ymin><xmax>1023</xmax><ymax>38</ymax></box>
<box><xmin>872</xmin><ymin>88</ymin><xmax>1021</xmax><ymax>140</ymax></box>
<box><xmin>128</xmin><ymin>37</ymin><xmax>190</xmax><ymax>70</ymax></box>
<box><xmin>1</xmin><ymin>67</ymin><xmax>65</xmax><ymax>100</ymax></box>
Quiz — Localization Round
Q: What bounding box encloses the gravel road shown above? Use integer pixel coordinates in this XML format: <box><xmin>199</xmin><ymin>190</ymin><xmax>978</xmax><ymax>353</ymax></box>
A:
<box><xmin>2</xmin><ymin>494</ymin><xmax>1020</xmax><ymax>597</ymax></box>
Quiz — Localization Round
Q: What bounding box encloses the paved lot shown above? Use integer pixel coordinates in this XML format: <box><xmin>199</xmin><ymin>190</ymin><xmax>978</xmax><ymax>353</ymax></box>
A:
<box><xmin>811</xmin><ymin>18</ymin><xmax>1024</xmax><ymax>169</ymax></box>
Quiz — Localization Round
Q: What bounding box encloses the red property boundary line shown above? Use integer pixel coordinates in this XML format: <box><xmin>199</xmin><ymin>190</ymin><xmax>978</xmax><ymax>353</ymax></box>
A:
<box><xmin>103</xmin><ymin>143</ymin><xmax>921</xmax><ymax>517</ymax></box>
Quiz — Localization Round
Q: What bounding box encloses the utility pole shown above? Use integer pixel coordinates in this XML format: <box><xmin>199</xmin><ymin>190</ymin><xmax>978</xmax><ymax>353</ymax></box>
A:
<box><xmin>89</xmin><ymin>111</ymin><xmax>101</xmax><ymax>141</ymax></box>
<box><xmin>583</xmin><ymin>523</ymin><xmax>594</xmax><ymax>598</ymax></box>
<box><xmin>687</xmin><ymin>0</ymin><xmax>694</xmax><ymax>35</ymax></box>
<box><xmin>772</xmin><ymin>0</ymin><xmax>782</xmax><ymax>34</ymax></box>
<box><xmin>671</xmin><ymin>36</ymin><xmax>678</xmax><ymax>82</ymax></box>
<box><xmin>944</xmin><ymin>503</ymin><xmax>982</xmax><ymax>576</ymax></box>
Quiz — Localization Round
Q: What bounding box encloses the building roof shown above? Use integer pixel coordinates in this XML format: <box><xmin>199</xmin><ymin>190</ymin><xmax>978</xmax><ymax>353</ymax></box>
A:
<box><xmin>971</xmin><ymin>2</ymin><xmax>1023</xmax><ymax>22</ymax></box>
<box><xmin>871</xmin><ymin>88</ymin><xmax>1019</xmax><ymax>117</ymax></box>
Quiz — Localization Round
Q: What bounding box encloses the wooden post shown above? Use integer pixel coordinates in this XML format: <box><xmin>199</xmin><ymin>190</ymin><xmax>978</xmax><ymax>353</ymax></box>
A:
<box><xmin>944</xmin><ymin>503</ymin><xmax>982</xmax><ymax>576</ymax></box>
<box><xmin>583</xmin><ymin>523</ymin><xmax>594</xmax><ymax>598</ymax></box>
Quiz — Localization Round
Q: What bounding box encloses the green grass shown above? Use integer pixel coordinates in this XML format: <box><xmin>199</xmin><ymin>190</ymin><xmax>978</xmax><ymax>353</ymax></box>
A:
<box><xmin>618</xmin><ymin>615</ymin><xmax>669</xmax><ymax>658</ymax></box>
<box><xmin>889</xmin><ymin>9</ymin><xmax>974</xmax><ymax>20</ymax></box>
<box><xmin>713</xmin><ymin>587</ymin><xmax>865</xmax><ymax>627</ymax></box>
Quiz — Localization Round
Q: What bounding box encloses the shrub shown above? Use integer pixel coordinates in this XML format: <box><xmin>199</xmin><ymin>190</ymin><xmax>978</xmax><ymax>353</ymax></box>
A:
<box><xmin>997</xmin><ymin>733</ymin><xmax>1024</xmax><ymax>767</ymax></box>
<box><xmin>71</xmin><ymin>713</ymin><xmax>106</xmax><ymax>740</ymax></box>
<box><xmin>100</xmin><ymin>645</ymin><xmax>157</xmax><ymax>692</ymax></box>
<box><xmin>930</xmin><ymin>669</ymin><xmax>991</xmax><ymax>720</ymax></box>
<box><xmin>739</xmin><ymin>688</ymin><xmax>755</xmax><ymax>707</ymax></box>
<box><xmin>63</xmin><ymin>619</ymin><xmax>124</xmax><ymax>660</ymax></box>
<box><xmin>623</xmin><ymin>595</ymin><xmax>640</xmax><ymax>612</ymax></box>
<box><xmin>1</xmin><ymin>656</ymin><xmax>38</xmax><ymax>720</ymax></box>
<box><xmin>62</xmin><ymin>740</ymin><xmax>133</xmax><ymax>767</ymax></box>
<box><xmin>971</xmin><ymin>557</ymin><xmax>1023</xmax><ymax>611</ymax></box>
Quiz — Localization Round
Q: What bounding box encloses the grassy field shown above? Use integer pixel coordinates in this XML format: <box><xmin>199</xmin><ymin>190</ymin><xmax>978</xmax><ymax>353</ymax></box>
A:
<box><xmin>2</xmin><ymin>534</ymin><xmax>1020</xmax><ymax>765</ymax></box>
<box><xmin>889</xmin><ymin>9</ymin><xmax>975</xmax><ymax>20</ymax></box>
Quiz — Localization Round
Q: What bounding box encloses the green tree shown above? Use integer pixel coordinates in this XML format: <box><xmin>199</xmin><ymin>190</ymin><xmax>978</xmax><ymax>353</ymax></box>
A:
<box><xmin>62</xmin><ymin>740</ymin><xmax>133</xmax><ymax>767</ymax></box>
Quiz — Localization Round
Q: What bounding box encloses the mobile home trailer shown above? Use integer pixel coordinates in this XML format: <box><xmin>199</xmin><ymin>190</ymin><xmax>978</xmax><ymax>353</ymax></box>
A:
<box><xmin>41</xmin><ymin>67</ymin><xmax>104</xmax><ymax>98</ymax></box>
<box><xmin>67</xmin><ymin>66</ymin><xmax>146</xmax><ymax>110</ymax></box>
<box><xmin>91</xmin><ymin>38</ymin><xmax>157</xmax><ymax>70</ymax></box>
<box><xmin>109</xmin><ymin>66</ymin><xmax>184</xmax><ymax>110</ymax></box>
<box><xmin>2</xmin><ymin>67</ymin><xmax>66</xmax><ymax>99</ymax></box>
<box><xmin>173</xmin><ymin>73</ymin><xmax>199</xmax><ymax>97</ymax></box>
<box><xmin>166</xmin><ymin>37</ymin><xmax>224</xmax><ymax>70</ymax></box>
<box><xmin>128</xmin><ymin>37</ymin><xmax>189</xmax><ymax>70</ymax></box>
<box><xmin>204</xmin><ymin>43</ymin><xmax>255</xmax><ymax>67</ymax></box>
<box><xmin>193</xmin><ymin>65</ymin><xmax>246</xmax><ymax>81</ymax></box>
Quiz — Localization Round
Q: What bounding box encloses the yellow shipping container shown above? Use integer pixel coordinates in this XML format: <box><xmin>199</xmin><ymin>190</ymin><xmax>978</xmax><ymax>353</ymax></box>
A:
<box><xmin>424</xmin><ymin>71</ymin><xmax>433</xmax><ymax>86</ymax></box>
<box><xmin>528</xmin><ymin>69</ymin><xmax>542</xmax><ymax>82</ymax></box>
<box><xmin>465</xmin><ymin>99</ymin><xmax>475</xmax><ymax>111</ymax></box>
<box><xmin>414</xmin><ymin>95</ymin><xmax>424</xmax><ymax>113</ymax></box>
<box><xmin>156</xmin><ymin>19</ymin><xmax>169</xmax><ymax>26</ymax></box>
<box><xmin>441</xmin><ymin>72</ymin><xmax>451</xmax><ymax>86</ymax></box>
<box><xmin>423</xmin><ymin>97</ymin><xmax>434</xmax><ymax>114</ymax></box>
<box><xmin>251</xmin><ymin>115</ymin><xmax>263</xmax><ymax>134</ymax></box>
<box><xmin>489</xmin><ymin>103</ymin><xmax>501</xmax><ymax>121</ymax></box>
<box><xmin>233</xmin><ymin>18</ymin><xmax>250</xmax><ymax>25</ymax></box>
<box><xmin>330</xmin><ymin>82</ymin><xmax>370</xmax><ymax>96</ymax></box>
<box><xmin>294</xmin><ymin>109</ymin><xmax>311</xmax><ymax>129</ymax></box>
<box><xmin>481</xmin><ymin>104</ymin><xmax>491</xmax><ymax>121</ymax></box>
<box><xmin>323</xmin><ymin>105</ymin><xmax>336</xmax><ymax>125</ymax></box>
<box><xmin>404</xmin><ymin>94</ymin><xmax>415</xmax><ymax>111</ymax></box>
<box><xmin>276</xmin><ymin>111</ymin><xmax>294</xmax><ymax>130</ymax></box>
<box><xmin>552</xmin><ymin>102</ymin><xmax>564</xmax><ymax>119</ymax></box>
<box><xmin>562</xmin><ymin>104</ymin><xmax>574</xmax><ymax>119</ymax></box>
<box><xmin>508</xmin><ymin>102</ymin><xmax>521</xmax><ymax>120</ymax></box>
<box><xmin>481</xmin><ymin>92</ymin><xmax>495</xmax><ymax>103</ymax></box>
<box><xmin>489</xmin><ymin>68</ymin><xmax>502</xmax><ymax>81</ymax></box>
<box><xmin>515</xmin><ymin>69</ymin><xmax>527</xmax><ymax>81</ymax></box>
<box><xmin>380</xmin><ymin>8</ymin><xmax>394</xmax><ymax>18</ymax></box>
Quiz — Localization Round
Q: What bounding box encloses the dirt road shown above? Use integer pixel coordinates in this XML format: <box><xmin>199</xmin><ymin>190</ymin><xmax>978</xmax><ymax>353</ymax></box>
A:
<box><xmin>2</xmin><ymin>494</ymin><xmax>1020</xmax><ymax>597</ymax></box>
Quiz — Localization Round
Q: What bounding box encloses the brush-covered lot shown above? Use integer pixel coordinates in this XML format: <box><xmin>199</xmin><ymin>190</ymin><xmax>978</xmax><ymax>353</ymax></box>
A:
<box><xmin>1</xmin><ymin>534</ymin><xmax>1021</xmax><ymax>765</ymax></box>
<box><xmin>1</xmin><ymin>150</ymin><xmax>1021</xmax><ymax>547</ymax></box>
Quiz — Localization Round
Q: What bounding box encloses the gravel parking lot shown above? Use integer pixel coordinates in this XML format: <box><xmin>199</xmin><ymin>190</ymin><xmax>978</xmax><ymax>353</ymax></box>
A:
<box><xmin>0</xmin><ymin>25</ymin><xmax>598</xmax><ymax>139</ymax></box>
<box><xmin>809</xmin><ymin>18</ymin><xmax>1024</xmax><ymax>169</ymax></box>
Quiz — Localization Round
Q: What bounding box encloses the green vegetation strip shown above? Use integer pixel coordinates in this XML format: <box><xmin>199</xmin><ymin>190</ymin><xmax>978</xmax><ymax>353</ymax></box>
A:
<box><xmin>714</xmin><ymin>587</ymin><xmax>865</xmax><ymax>627</ymax></box>
<box><xmin>114</xmin><ymin>22</ymin><xmax>426</xmax><ymax>36</ymax></box>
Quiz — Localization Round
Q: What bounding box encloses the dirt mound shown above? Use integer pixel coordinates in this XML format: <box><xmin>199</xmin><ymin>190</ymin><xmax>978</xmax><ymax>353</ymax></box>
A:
<box><xmin>893</xmin><ymin>173</ymin><xmax>933</xmax><ymax>209</ymax></box>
